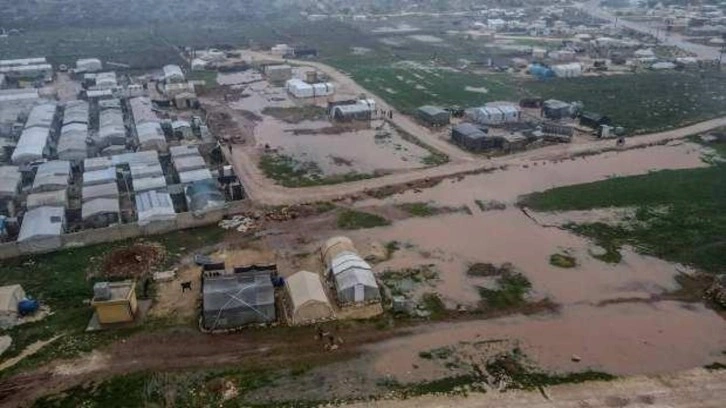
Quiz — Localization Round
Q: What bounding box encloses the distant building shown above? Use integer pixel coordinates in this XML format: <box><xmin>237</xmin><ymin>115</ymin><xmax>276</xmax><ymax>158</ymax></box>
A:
<box><xmin>451</xmin><ymin>123</ymin><xmax>492</xmax><ymax>151</ymax></box>
<box><xmin>0</xmin><ymin>57</ymin><xmax>52</xmax><ymax>82</ymax></box>
<box><xmin>542</xmin><ymin>99</ymin><xmax>572</xmax><ymax>120</ymax></box>
<box><xmin>163</xmin><ymin>64</ymin><xmax>185</xmax><ymax>84</ymax></box>
<box><xmin>579</xmin><ymin>112</ymin><xmax>611</xmax><ymax>129</ymax></box>
<box><xmin>416</xmin><ymin>105</ymin><xmax>450</xmax><ymax>127</ymax></box>
<box><xmin>264</xmin><ymin>65</ymin><xmax>292</xmax><ymax>84</ymax></box>
<box><xmin>75</xmin><ymin>58</ymin><xmax>102</xmax><ymax>73</ymax></box>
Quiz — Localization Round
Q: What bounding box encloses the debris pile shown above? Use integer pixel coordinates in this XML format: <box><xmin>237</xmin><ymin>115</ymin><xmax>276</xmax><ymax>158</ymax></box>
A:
<box><xmin>705</xmin><ymin>276</ymin><xmax>726</xmax><ymax>308</ymax></box>
<box><xmin>101</xmin><ymin>243</ymin><xmax>166</xmax><ymax>278</ymax></box>
<box><xmin>218</xmin><ymin>215</ymin><xmax>257</xmax><ymax>232</ymax></box>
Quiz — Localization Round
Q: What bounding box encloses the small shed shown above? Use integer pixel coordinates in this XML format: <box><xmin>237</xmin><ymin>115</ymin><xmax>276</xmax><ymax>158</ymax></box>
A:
<box><xmin>135</xmin><ymin>190</ymin><xmax>176</xmax><ymax>225</ymax></box>
<box><xmin>203</xmin><ymin>272</ymin><xmax>276</xmax><ymax>330</ymax></box>
<box><xmin>542</xmin><ymin>99</ymin><xmax>572</xmax><ymax>120</ymax></box>
<box><xmin>579</xmin><ymin>111</ymin><xmax>611</xmax><ymax>129</ymax></box>
<box><xmin>416</xmin><ymin>106</ymin><xmax>450</xmax><ymax>127</ymax></box>
<box><xmin>451</xmin><ymin>123</ymin><xmax>492</xmax><ymax>151</ymax></box>
<box><xmin>0</xmin><ymin>284</ymin><xmax>26</xmax><ymax>328</ymax></box>
<box><xmin>82</xmin><ymin>198</ymin><xmax>120</xmax><ymax>228</ymax></box>
<box><xmin>91</xmin><ymin>281</ymin><xmax>138</xmax><ymax>324</ymax></box>
<box><xmin>286</xmin><ymin>271</ymin><xmax>335</xmax><ymax>325</ymax></box>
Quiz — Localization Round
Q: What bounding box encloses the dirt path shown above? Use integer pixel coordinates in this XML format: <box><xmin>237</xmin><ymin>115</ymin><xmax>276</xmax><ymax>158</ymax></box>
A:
<box><xmin>339</xmin><ymin>368</ymin><xmax>726</xmax><ymax>408</ymax></box>
<box><xmin>0</xmin><ymin>335</ymin><xmax>62</xmax><ymax>373</ymax></box>
<box><xmin>224</xmin><ymin>109</ymin><xmax>726</xmax><ymax>205</ymax></box>
<box><xmin>0</xmin><ymin>324</ymin><xmax>399</xmax><ymax>407</ymax></box>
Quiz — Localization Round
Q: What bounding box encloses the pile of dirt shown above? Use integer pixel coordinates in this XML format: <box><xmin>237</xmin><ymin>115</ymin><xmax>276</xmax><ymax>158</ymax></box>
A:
<box><xmin>101</xmin><ymin>243</ymin><xmax>166</xmax><ymax>279</ymax></box>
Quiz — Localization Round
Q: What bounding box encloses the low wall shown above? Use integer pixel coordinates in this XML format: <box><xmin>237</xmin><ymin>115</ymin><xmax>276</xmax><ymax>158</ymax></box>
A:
<box><xmin>0</xmin><ymin>200</ymin><xmax>251</xmax><ymax>261</ymax></box>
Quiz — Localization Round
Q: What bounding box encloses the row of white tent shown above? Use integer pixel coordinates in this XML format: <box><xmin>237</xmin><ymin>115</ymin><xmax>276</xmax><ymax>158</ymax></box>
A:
<box><xmin>465</xmin><ymin>103</ymin><xmax>522</xmax><ymax>126</ymax></box>
<box><xmin>285</xmin><ymin>79</ymin><xmax>335</xmax><ymax>99</ymax></box>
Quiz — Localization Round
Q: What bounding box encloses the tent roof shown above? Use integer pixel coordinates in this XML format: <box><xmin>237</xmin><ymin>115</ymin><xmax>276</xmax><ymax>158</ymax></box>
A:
<box><xmin>0</xmin><ymin>284</ymin><xmax>25</xmax><ymax>313</ymax></box>
<box><xmin>169</xmin><ymin>144</ymin><xmax>200</xmax><ymax>158</ymax></box>
<box><xmin>83</xmin><ymin>198</ymin><xmax>120</xmax><ymax>219</ymax></box>
<box><xmin>286</xmin><ymin>271</ymin><xmax>330</xmax><ymax>310</ymax></box>
<box><xmin>179</xmin><ymin>168</ymin><xmax>213</xmax><ymax>184</ymax></box>
<box><xmin>26</xmin><ymin>190</ymin><xmax>67</xmax><ymax>209</ymax></box>
<box><xmin>12</xmin><ymin>127</ymin><xmax>48</xmax><ymax>164</ymax></box>
<box><xmin>132</xmin><ymin>175</ymin><xmax>167</xmax><ymax>192</ymax></box>
<box><xmin>82</xmin><ymin>182</ymin><xmax>119</xmax><ymax>202</ymax></box>
<box><xmin>18</xmin><ymin>206</ymin><xmax>64</xmax><ymax>242</ymax></box>
<box><xmin>83</xmin><ymin>168</ymin><xmax>116</xmax><ymax>186</ymax></box>
<box><xmin>0</xmin><ymin>166</ymin><xmax>21</xmax><ymax>197</ymax></box>
<box><xmin>335</xmin><ymin>267</ymin><xmax>379</xmax><ymax>292</ymax></box>
<box><xmin>173</xmin><ymin>154</ymin><xmax>206</xmax><ymax>172</ymax></box>
<box><xmin>331</xmin><ymin>252</ymin><xmax>371</xmax><ymax>276</ymax></box>
<box><xmin>135</xmin><ymin>190</ymin><xmax>175</xmax><ymax>224</ymax></box>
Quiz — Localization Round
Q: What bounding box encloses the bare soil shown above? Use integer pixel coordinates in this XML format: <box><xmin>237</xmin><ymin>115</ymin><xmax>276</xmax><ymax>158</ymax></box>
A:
<box><xmin>100</xmin><ymin>243</ymin><xmax>165</xmax><ymax>279</ymax></box>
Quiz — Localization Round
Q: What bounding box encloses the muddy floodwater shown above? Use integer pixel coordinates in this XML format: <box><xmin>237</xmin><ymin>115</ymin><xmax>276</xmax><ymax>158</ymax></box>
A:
<box><xmin>228</xmin><ymin>79</ymin><xmax>430</xmax><ymax>175</ymax></box>
<box><xmin>357</xmin><ymin>142</ymin><xmax>707</xmax><ymax>207</ymax></box>
<box><xmin>339</xmin><ymin>141</ymin><xmax>725</xmax><ymax>378</ymax></box>
<box><xmin>369</xmin><ymin>302</ymin><xmax>726</xmax><ymax>380</ymax></box>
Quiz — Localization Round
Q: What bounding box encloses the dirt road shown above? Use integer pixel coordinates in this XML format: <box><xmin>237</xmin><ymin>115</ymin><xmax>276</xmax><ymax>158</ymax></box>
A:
<box><xmin>339</xmin><ymin>368</ymin><xmax>726</xmax><ymax>408</ymax></box>
<box><xmin>226</xmin><ymin>111</ymin><xmax>726</xmax><ymax>205</ymax></box>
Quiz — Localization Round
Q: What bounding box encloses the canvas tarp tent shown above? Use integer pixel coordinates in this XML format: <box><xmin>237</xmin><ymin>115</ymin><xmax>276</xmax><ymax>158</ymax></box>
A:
<box><xmin>0</xmin><ymin>284</ymin><xmax>26</xmax><ymax>328</ymax></box>
<box><xmin>285</xmin><ymin>271</ymin><xmax>335</xmax><ymax>325</ymax></box>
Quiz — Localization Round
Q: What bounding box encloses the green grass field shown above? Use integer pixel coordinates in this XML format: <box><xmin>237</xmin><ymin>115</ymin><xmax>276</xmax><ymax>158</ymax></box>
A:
<box><xmin>0</xmin><ymin>226</ymin><xmax>224</xmax><ymax>378</ymax></box>
<box><xmin>521</xmin><ymin>163</ymin><xmax>726</xmax><ymax>273</ymax></box>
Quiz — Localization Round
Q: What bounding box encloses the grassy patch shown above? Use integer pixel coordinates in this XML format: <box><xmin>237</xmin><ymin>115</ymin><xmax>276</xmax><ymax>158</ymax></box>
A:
<box><xmin>396</xmin><ymin>202</ymin><xmax>438</xmax><ymax>217</ymax></box>
<box><xmin>522</xmin><ymin>165</ymin><xmax>726</xmax><ymax>273</ymax></box>
<box><xmin>336</xmin><ymin>209</ymin><xmax>390</xmax><ymax>230</ymax></box>
<box><xmin>704</xmin><ymin>362</ymin><xmax>726</xmax><ymax>370</ymax></box>
<box><xmin>0</xmin><ymin>226</ymin><xmax>224</xmax><ymax>377</ymax></box>
<box><xmin>187</xmin><ymin>69</ymin><xmax>219</xmax><ymax>86</ymax></box>
<box><xmin>549</xmin><ymin>253</ymin><xmax>577</xmax><ymax>268</ymax></box>
<box><xmin>466</xmin><ymin>262</ymin><xmax>512</xmax><ymax>277</ymax></box>
<box><xmin>259</xmin><ymin>154</ymin><xmax>375</xmax><ymax>187</ymax></box>
<box><xmin>421</xmin><ymin>152</ymin><xmax>450</xmax><ymax>166</ymax></box>
<box><xmin>477</xmin><ymin>272</ymin><xmax>532</xmax><ymax>310</ymax></box>
<box><xmin>385</xmin><ymin>241</ymin><xmax>400</xmax><ymax>259</ymax></box>
<box><xmin>475</xmin><ymin>200</ymin><xmax>507</xmax><ymax>212</ymax></box>
<box><xmin>421</xmin><ymin>293</ymin><xmax>447</xmax><ymax>320</ymax></box>
<box><xmin>261</xmin><ymin>106</ymin><xmax>327</xmax><ymax>124</ymax></box>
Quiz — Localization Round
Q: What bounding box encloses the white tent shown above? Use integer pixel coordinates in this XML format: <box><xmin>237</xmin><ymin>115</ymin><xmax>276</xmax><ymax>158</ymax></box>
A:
<box><xmin>32</xmin><ymin>161</ymin><xmax>71</xmax><ymax>193</ymax></box>
<box><xmin>58</xmin><ymin>124</ymin><xmax>88</xmax><ymax>161</ymax></box>
<box><xmin>135</xmin><ymin>190</ymin><xmax>176</xmax><ymax>225</ymax></box>
<box><xmin>82</xmin><ymin>182</ymin><xmax>119</xmax><ymax>203</ymax></box>
<box><xmin>24</xmin><ymin>103</ymin><xmax>56</xmax><ymax>129</ymax></box>
<box><xmin>330</xmin><ymin>251</ymin><xmax>380</xmax><ymax>304</ymax></box>
<box><xmin>26</xmin><ymin>190</ymin><xmax>68</xmax><ymax>209</ymax></box>
<box><xmin>83</xmin><ymin>168</ymin><xmax>117</xmax><ymax>187</ymax></box>
<box><xmin>173</xmin><ymin>154</ymin><xmax>206</xmax><ymax>173</ymax></box>
<box><xmin>17</xmin><ymin>206</ymin><xmax>65</xmax><ymax>251</ymax></box>
<box><xmin>286</xmin><ymin>271</ymin><xmax>335</xmax><ymax>325</ymax></box>
<box><xmin>12</xmin><ymin>127</ymin><xmax>49</xmax><ymax>164</ymax></box>
<box><xmin>179</xmin><ymin>168</ymin><xmax>213</xmax><ymax>185</ymax></box>
<box><xmin>169</xmin><ymin>144</ymin><xmax>200</xmax><ymax>159</ymax></box>
<box><xmin>136</xmin><ymin>121</ymin><xmax>167</xmax><ymax>152</ymax></box>
<box><xmin>0</xmin><ymin>284</ymin><xmax>26</xmax><ymax>328</ymax></box>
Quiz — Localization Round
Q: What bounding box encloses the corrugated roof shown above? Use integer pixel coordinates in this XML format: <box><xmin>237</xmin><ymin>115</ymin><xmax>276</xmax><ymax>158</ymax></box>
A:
<box><xmin>84</xmin><ymin>156</ymin><xmax>113</xmax><ymax>171</ymax></box>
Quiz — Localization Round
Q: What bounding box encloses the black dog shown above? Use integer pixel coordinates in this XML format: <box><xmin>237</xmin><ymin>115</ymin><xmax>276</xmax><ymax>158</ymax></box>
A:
<box><xmin>181</xmin><ymin>281</ymin><xmax>192</xmax><ymax>292</ymax></box>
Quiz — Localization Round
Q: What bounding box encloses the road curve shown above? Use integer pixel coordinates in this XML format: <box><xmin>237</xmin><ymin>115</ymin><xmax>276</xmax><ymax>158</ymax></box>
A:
<box><xmin>227</xmin><ymin>115</ymin><xmax>726</xmax><ymax>206</ymax></box>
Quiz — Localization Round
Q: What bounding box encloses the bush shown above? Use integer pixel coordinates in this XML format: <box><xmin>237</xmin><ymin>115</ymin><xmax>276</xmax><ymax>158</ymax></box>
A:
<box><xmin>337</xmin><ymin>210</ymin><xmax>391</xmax><ymax>230</ymax></box>
<box><xmin>549</xmin><ymin>253</ymin><xmax>577</xmax><ymax>268</ymax></box>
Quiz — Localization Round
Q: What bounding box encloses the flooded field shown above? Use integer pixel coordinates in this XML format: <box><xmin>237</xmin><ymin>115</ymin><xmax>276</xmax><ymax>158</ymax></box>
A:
<box><xmin>225</xmin><ymin>75</ymin><xmax>431</xmax><ymax>175</ymax></box>
<box><xmin>357</xmin><ymin>142</ymin><xmax>707</xmax><ymax>207</ymax></box>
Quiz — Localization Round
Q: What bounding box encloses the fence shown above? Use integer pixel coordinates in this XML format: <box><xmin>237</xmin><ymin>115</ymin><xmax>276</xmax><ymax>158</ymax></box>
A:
<box><xmin>0</xmin><ymin>200</ymin><xmax>251</xmax><ymax>260</ymax></box>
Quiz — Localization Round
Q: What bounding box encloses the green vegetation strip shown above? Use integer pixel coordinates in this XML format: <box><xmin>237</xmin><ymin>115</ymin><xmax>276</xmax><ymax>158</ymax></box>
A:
<box><xmin>261</xmin><ymin>106</ymin><xmax>328</xmax><ymax>124</ymax></box>
<box><xmin>0</xmin><ymin>227</ymin><xmax>224</xmax><ymax>378</ymax></box>
<box><xmin>521</xmin><ymin>163</ymin><xmax>726</xmax><ymax>273</ymax></box>
<box><xmin>336</xmin><ymin>209</ymin><xmax>390</xmax><ymax>230</ymax></box>
<box><xmin>259</xmin><ymin>154</ymin><xmax>374</xmax><ymax>188</ymax></box>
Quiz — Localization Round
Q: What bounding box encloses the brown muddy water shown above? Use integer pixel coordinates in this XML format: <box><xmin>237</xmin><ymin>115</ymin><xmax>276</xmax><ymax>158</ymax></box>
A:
<box><xmin>228</xmin><ymin>80</ymin><xmax>430</xmax><ymax>174</ymax></box>
<box><xmin>369</xmin><ymin>301</ymin><xmax>726</xmax><ymax>379</ymax></box>
<box><xmin>357</xmin><ymin>142</ymin><xmax>707</xmax><ymax>207</ymax></box>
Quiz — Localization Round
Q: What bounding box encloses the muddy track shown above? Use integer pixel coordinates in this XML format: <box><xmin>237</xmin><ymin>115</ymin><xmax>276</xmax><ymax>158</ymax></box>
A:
<box><xmin>0</xmin><ymin>325</ymin><xmax>400</xmax><ymax>407</ymax></box>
